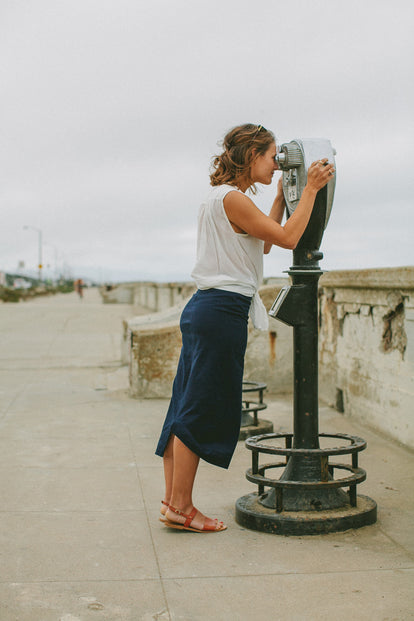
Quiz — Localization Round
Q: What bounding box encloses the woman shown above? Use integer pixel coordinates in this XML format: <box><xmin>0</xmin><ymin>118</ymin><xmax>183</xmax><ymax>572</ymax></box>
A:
<box><xmin>155</xmin><ymin>123</ymin><xmax>335</xmax><ymax>532</ymax></box>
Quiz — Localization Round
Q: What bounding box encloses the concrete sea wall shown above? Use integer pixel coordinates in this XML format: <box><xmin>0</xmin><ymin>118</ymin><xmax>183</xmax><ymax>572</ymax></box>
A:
<box><xmin>125</xmin><ymin>279</ymin><xmax>292</xmax><ymax>398</ymax></box>
<box><xmin>318</xmin><ymin>266</ymin><xmax>414</xmax><ymax>449</ymax></box>
<box><xmin>120</xmin><ymin>267</ymin><xmax>414</xmax><ymax>449</ymax></box>
<box><xmin>100</xmin><ymin>281</ymin><xmax>195</xmax><ymax>311</ymax></box>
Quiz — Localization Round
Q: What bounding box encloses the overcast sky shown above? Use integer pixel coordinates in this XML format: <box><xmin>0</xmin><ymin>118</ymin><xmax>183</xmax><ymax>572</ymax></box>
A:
<box><xmin>1</xmin><ymin>0</ymin><xmax>413</xmax><ymax>283</ymax></box>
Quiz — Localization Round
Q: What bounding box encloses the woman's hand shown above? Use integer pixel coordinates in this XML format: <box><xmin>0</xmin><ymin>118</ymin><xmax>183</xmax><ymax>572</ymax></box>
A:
<box><xmin>306</xmin><ymin>158</ymin><xmax>335</xmax><ymax>192</ymax></box>
<box><xmin>224</xmin><ymin>158</ymin><xmax>335</xmax><ymax>252</ymax></box>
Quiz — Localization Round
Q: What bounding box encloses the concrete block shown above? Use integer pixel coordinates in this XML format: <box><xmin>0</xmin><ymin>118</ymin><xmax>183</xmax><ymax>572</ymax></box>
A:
<box><xmin>129</xmin><ymin>321</ymin><xmax>182</xmax><ymax>398</ymax></box>
<box><xmin>319</xmin><ymin>267</ymin><xmax>414</xmax><ymax>449</ymax></box>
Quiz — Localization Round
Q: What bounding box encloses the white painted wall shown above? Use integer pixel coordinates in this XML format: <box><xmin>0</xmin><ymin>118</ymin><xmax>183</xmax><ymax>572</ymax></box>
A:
<box><xmin>319</xmin><ymin>267</ymin><xmax>414</xmax><ymax>449</ymax></box>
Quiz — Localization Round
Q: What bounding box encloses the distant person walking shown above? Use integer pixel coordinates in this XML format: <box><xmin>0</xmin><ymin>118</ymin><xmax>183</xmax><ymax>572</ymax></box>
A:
<box><xmin>74</xmin><ymin>278</ymin><xmax>84</xmax><ymax>299</ymax></box>
<box><xmin>155</xmin><ymin>123</ymin><xmax>334</xmax><ymax>532</ymax></box>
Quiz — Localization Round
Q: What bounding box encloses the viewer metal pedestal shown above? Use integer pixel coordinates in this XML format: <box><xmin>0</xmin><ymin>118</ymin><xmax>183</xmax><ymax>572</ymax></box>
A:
<box><xmin>236</xmin><ymin>252</ymin><xmax>377</xmax><ymax>535</ymax></box>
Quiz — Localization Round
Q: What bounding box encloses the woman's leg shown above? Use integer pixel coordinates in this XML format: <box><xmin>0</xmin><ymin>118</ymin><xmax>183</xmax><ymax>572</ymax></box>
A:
<box><xmin>162</xmin><ymin>435</ymin><xmax>199</xmax><ymax>513</ymax></box>
<box><xmin>165</xmin><ymin>436</ymin><xmax>226</xmax><ymax>531</ymax></box>
<box><xmin>162</xmin><ymin>434</ymin><xmax>175</xmax><ymax>507</ymax></box>
<box><xmin>169</xmin><ymin>436</ymin><xmax>200</xmax><ymax>512</ymax></box>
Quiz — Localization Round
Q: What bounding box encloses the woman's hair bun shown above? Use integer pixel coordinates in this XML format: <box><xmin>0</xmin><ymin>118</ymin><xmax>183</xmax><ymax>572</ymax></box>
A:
<box><xmin>210</xmin><ymin>124</ymin><xmax>275</xmax><ymax>193</ymax></box>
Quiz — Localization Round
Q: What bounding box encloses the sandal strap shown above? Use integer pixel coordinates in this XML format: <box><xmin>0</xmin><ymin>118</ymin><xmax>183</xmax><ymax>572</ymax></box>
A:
<box><xmin>167</xmin><ymin>506</ymin><xmax>225</xmax><ymax>531</ymax></box>
<box><xmin>202</xmin><ymin>519</ymin><xmax>224</xmax><ymax>532</ymax></box>
<box><xmin>168</xmin><ymin>505</ymin><xmax>198</xmax><ymax>528</ymax></box>
<box><xmin>184</xmin><ymin>507</ymin><xmax>198</xmax><ymax>528</ymax></box>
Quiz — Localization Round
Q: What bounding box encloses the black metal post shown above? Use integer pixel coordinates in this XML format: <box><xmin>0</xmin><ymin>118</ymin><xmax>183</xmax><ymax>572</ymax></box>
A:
<box><xmin>235</xmin><ymin>185</ymin><xmax>377</xmax><ymax>533</ymax></box>
<box><xmin>260</xmin><ymin>253</ymin><xmax>349</xmax><ymax>512</ymax></box>
<box><xmin>292</xmin><ymin>268</ymin><xmax>320</xmax><ymax>450</ymax></box>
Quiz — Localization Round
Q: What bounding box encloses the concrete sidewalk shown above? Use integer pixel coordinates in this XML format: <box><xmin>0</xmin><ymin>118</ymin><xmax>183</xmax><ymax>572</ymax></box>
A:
<box><xmin>0</xmin><ymin>288</ymin><xmax>413</xmax><ymax>621</ymax></box>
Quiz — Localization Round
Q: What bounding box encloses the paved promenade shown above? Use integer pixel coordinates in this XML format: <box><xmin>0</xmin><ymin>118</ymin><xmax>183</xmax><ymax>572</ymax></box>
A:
<box><xmin>0</xmin><ymin>288</ymin><xmax>413</xmax><ymax>620</ymax></box>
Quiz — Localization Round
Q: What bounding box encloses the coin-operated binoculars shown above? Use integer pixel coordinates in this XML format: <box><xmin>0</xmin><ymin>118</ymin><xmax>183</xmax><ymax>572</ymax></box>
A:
<box><xmin>278</xmin><ymin>138</ymin><xmax>335</xmax><ymax>266</ymax></box>
<box><xmin>236</xmin><ymin>139</ymin><xmax>377</xmax><ymax>535</ymax></box>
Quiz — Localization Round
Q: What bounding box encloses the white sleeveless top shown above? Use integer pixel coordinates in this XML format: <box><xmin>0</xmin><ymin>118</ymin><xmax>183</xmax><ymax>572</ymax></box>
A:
<box><xmin>191</xmin><ymin>184</ymin><xmax>269</xmax><ymax>330</ymax></box>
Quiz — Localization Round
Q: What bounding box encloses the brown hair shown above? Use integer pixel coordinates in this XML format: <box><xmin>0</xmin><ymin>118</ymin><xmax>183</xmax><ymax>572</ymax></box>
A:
<box><xmin>210</xmin><ymin>123</ymin><xmax>275</xmax><ymax>193</ymax></box>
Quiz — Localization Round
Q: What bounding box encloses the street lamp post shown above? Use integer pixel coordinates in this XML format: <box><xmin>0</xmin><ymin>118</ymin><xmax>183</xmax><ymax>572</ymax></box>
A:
<box><xmin>43</xmin><ymin>242</ymin><xmax>60</xmax><ymax>283</ymax></box>
<box><xmin>23</xmin><ymin>226</ymin><xmax>43</xmax><ymax>282</ymax></box>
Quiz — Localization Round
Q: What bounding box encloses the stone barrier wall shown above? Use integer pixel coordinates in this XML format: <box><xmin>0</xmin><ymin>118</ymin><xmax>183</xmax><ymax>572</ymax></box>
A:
<box><xmin>100</xmin><ymin>283</ymin><xmax>136</xmax><ymax>304</ymax></box>
<box><xmin>121</xmin><ymin>268</ymin><xmax>414</xmax><ymax>449</ymax></box>
<box><xmin>126</xmin><ymin>279</ymin><xmax>293</xmax><ymax>398</ymax></box>
<box><xmin>318</xmin><ymin>266</ymin><xmax>414</xmax><ymax>449</ymax></box>
<box><xmin>100</xmin><ymin>282</ymin><xmax>196</xmax><ymax>311</ymax></box>
<box><xmin>125</xmin><ymin>299</ymin><xmax>189</xmax><ymax>396</ymax></box>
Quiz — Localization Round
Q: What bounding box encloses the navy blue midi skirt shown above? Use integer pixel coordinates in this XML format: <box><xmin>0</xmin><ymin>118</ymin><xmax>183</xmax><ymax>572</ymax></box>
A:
<box><xmin>155</xmin><ymin>288</ymin><xmax>251</xmax><ymax>469</ymax></box>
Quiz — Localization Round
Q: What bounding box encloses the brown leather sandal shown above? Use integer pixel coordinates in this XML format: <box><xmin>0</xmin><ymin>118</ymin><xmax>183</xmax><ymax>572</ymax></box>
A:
<box><xmin>164</xmin><ymin>505</ymin><xmax>227</xmax><ymax>533</ymax></box>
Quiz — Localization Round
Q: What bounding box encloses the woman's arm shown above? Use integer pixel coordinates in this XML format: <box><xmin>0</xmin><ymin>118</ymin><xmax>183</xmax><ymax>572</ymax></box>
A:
<box><xmin>224</xmin><ymin>159</ymin><xmax>334</xmax><ymax>250</ymax></box>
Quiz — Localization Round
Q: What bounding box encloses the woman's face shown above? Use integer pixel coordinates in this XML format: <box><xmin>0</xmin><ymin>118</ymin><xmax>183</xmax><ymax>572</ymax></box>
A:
<box><xmin>250</xmin><ymin>141</ymin><xmax>279</xmax><ymax>185</ymax></box>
